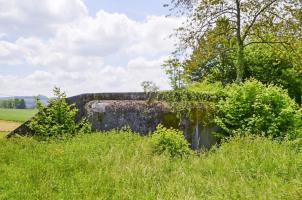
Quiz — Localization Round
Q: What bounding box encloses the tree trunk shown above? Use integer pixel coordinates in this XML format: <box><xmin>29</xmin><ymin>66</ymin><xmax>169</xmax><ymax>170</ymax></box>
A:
<box><xmin>235</xmin><ymin>0</ymin><xmax>244</xmax><ymax>82</ymax></box>
<box><xmin>236</xmin><ymin>43</ymin><xmax>244</xmax><ymax>82</ymax></box>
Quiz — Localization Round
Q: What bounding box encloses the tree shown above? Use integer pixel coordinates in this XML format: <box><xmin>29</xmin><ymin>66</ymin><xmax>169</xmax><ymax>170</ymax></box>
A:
<box><xmin>141</xmin><ymin>81</ymin><xmax>159</xmax><ymax>93</ymax></box>
<box><xmin>0</xmin><ymin>99</ymin><xmax>15</xmax><ymax>108</ymax></box>
<box><xmin>14</xmin><ymin>99</ymin><xmax>19</xmax><ymax>108</ymax></box>
<box><xmin>19</xmin><ymin>99</ymin><xmax>26</xmax><ymax>109</ymax></box>
<box><xmin>162</xmin><ymin>57</ymin><xmax>185</xmax><ymax>89</ymax></box>
<box><xmin>166</xmin><ymin>0</ymin><xmax>302</xmax><ymax>82</ymax></box>
<box><xmin>245</xmin><ymin>44</ymin><xmax>302</xmax><ymax>104</ymax></box>
<box><xmin>185</xmin><ymin>17</ymin><xmax>237</xmax><ymax>84</ymax></box>
<box><xmin>13</xmin><ymin>98</ymin><xmax>26</xmax><ymax>109</ymax></box>
<box><xmin>187</xmin><ymin>34</ymin><xmax>302</xmax><ymax>103</ymax></box>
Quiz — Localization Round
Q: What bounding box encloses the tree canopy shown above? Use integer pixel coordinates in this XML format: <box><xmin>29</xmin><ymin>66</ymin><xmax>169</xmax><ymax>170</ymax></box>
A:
<box><xmin>166</xmin><ymin>0</ymin><xmax>302</xmax><ymax>82</ymax></box>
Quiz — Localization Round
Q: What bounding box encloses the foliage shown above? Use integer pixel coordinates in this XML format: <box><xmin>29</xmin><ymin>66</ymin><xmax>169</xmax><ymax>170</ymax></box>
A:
<box><xmin>0</xmin><ymin>108</ymin><xmax>37</xmax><ymax>122</ymax></box>
<box><xmin>162</xmin><ymin>57</ymin><xmax>185</xmax><ymax>89</ymax></box>
<box><xmin>216</xmin><ymin>79</ymin><xmax>302</xmax><ymax>139</ymax></box>
<box><xmin>140</xmin><ymin>81</ymin><xmax>159</xmax><ymax>93</ymax></box>
<box><xmin>0</xmin><ymin>132</ymin><xmax>301</xmax><ymax>199</ymax></box>
<box><xmin>158</xmin><ymin>88</ymin><xmax>222</xmax><ymax>104</ymax></box>
<box><xmin>151</xmin><ymin>124</ymin><xmax>191</xmax><ymax>158</ymax></box>
<box><xmin>0</xmin><ymin>98</ymin><xmax>26</xmax><ymax>109</ymax></box>
<box><xmin>245</xmin><ymin>44</ymin><xmax>302</xmax><ymax>104</ymax></box>
<box><xmin>185</xmin><ymin>17</ymin><xmax>237</xmax><ymax>84</ymax></box>
<box><xmin>186</xmin><ymin>40</ymin><xmax>302</xmax><ymax>104</ymax></box>
<box><xmin>185</xmin><ymin>80</ymin><xmax>224</xmax><ymax>94</ymax></box>
<box><xmin>166</xmin><ymin>0</ymin><xmax>302</xmax><ymax>81</ymax></box>
<box><xmin>29</xmin><ymin>87</ymin><xmax>91</xmax><ymax>140</ymax></box>
<box><xmin>156</xmin><ymin>84</ymin><xmax>222</xmax><ymax>127</ymax></box>
<box><xmin>145</xmin><ymin>84</ymin><xmax>222</xmax><ymax>126</ymax></box>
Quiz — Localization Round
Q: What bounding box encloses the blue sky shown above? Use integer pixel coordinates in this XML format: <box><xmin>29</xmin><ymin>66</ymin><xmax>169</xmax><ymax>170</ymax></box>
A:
<box><xmin>0</xmin><ymin>0</ymin><xmax>179</xmax><ymax>97</ymax></box>
<box><xmin>85</xmin><ymin>0</ymin><xmax>169</xmax><ymax>20</ymax></box>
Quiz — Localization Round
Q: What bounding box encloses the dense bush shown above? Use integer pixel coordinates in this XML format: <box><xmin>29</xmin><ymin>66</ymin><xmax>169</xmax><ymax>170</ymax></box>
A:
<box><xmin>29</xmin><ymin>87</ymin><xmax>91</xmax><ymax>140</ymax></box>
<box><xmin>185</xmin><ymin>80</ymin><xmax>224</xmax><ymax>95</ymax></box>
<box><xmin>216</xmin><ymin>79</ymin><xmax>302</xmax><ymax>139</ymax></box>
<box><xmin>245</xmin><ymin>45</ymin><xmax>302</xmax><ymax>104</ymax></box>
<box><xmin>151</xmin><ymin>124</ymin><xmax>191</xmax><ymax>158</ymax></box>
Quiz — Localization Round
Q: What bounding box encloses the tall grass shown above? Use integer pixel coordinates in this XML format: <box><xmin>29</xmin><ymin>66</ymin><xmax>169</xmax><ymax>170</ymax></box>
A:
<box><xmin>0</xmin><ymin>132</ymin><xmax>7</xmax><ymax>139</ymax></box>
<box><xmin>0</xmin><ymin>109</ymin><xmax>37</xmax><ymax>122</ymax></box>
<box><xmin>0</xmin><ymin>132</ymin><xmax>301</xmax><ymax>199</ymax></box>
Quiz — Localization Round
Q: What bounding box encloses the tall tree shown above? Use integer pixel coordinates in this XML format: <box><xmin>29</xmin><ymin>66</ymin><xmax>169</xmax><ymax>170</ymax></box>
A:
<box><xmin>162</xmin><ymin>57</ymin><xmax>185</xmax><ymax>89</ymax></box>
<box><xmin>166</xmin><ymin>0</ymin><xmax>302</xmax><ymax>82</ymax></box>
<box><xmin>19</xmin><ymin>99</ymin><xmax>26</xmax><ymax>109</ymax></box>
<box><xmin>185</xmin><ymin>17</ymin><xmax>237</xmax><ymax>84</ymax></box>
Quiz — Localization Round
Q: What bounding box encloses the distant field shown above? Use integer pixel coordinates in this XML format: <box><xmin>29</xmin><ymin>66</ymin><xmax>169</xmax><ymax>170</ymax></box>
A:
<box><xmin>0</xmin><ymin>109</ymin><xmax>37</xmax><ymax>122</ymax></box>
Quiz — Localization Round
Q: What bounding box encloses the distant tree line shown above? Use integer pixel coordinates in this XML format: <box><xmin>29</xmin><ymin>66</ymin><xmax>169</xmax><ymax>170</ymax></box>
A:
<box><xmin>0</xmin><ymin>98</ymin><xmax>26</xmax><ymax>109</ymax></box>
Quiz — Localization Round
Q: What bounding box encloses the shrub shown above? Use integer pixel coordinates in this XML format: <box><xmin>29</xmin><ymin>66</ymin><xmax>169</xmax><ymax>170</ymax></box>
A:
<box><xmin>186</xmin><ymin>80</ymin><xmax>224</xmax><ymax>95</ymax></box>
<box><xmin>29</xmin><ymin>87</ymin><xmax>91</xmax><ymax>140</ymax></box>
<box><xmin>141</xmin><ymin>81</ymin><xmax>159</xmax><ymax>93</ymax></box>
<box><xmin>215</xmin><ymin>79</ymin><xmax>302</xmax><ymax>139</ymax></box>
<box><xmin>151</xmin><ymin>124</ymin><xmax>191</xmax><ymax>158</ymax></box>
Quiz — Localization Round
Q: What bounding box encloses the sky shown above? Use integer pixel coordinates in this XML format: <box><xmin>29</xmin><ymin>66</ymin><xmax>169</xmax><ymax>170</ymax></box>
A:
<box><xmin>0</xmin><ymin>0</ymin><xmax>180</xmax><ymax>97</ymax></box>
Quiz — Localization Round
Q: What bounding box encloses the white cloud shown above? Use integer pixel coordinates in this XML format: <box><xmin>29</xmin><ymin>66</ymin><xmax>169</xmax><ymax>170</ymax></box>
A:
<box><xmin>125</xmin><ymin>15</ymin><xmax>179</xmax><ymax>57</ymax></box>
<box><xmin>0</xmin><ymin>41</ymin><xmax>28</xmax><ymax>65</ymax></box>
<box><xmin>0</xmin><ymin>1</ymin><xmax>180</xmax><ymax>96</ymax></box>
<box><xmin>0</xmin><ymin>0</ymin><xmax>88</xmax><ymax>38</ymax></box>
<box><xmin>54</xmin><ymin>11</ymin><xmax>138</xmax><ymax>57</ymax></box>
<box><xmin>0</xmin><ymin>57</ymin><xmax>169</xmax><ymax>96</ymax></box>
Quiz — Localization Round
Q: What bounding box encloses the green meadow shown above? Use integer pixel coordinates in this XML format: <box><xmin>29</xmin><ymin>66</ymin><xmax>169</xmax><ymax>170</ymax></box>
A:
<box><xmin>0</xmin><ymin>131</ymin><xmax>301</xmax><ymax>200</ymax></box>
<box><xmin>0</xmin><ymin>132</ymin><xmax>8</xmax><ymax>139</ymax></box>
<box><xmin>0</xmin><ymin>109</ymin><xmax>38</xmax><ymax>122</ymax></box>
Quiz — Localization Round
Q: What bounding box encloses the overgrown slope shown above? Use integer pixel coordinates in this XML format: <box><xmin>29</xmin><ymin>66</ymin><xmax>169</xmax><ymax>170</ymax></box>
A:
<box><xmin>0</xmin><ymin>132</ymin><xmax>301</xmax><ymax>199</ymax></box>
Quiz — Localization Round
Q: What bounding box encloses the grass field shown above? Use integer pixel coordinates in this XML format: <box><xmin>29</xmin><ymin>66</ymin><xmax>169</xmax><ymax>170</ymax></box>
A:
<box><xmin>0</xmin><ymin>132</ymin><xmax>8</xmax><ymax>139</ymax></box>
<box><xmin>0</xmin><ymin>132</ymin><xmax>301</xmax><ymax>199</ymax></box>
<box><xmin>0</xmin><ymin>109</ymin><xmax>37</xmax><ymax>122</ymax></box>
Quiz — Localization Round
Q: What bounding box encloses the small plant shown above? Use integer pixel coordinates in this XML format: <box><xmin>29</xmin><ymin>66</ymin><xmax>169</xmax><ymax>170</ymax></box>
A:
<box><xmin>29</xmin><ymin>87</ymin><xmax>91</xmax><ymax>140</ymax></box>
<box><xmin>151</xmin><ymin>124</ymin><xmax>191</xmax><ymax>158</ymax></box>
<box><xmin>162</xmin><ymin>57</ymin><xmax>185</xmax><ymax>89</ymax></box>
<box><xmin>141</xmin><ymin>81</ymin><xmax>159</xmax><ymax>93</ymax></box>
<box><xmin>216</xmin><ymin>79</ymin><xmax>302</xmax><ymax>139</ymax></box>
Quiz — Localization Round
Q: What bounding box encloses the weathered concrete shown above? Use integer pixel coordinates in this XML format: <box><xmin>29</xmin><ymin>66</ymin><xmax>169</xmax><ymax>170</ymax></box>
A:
<box><xmin>66</xmin><ymin>93</ymin><xmax>152</xmax><ymax>122</ymax></box>
<box><xmin>9</xmin><ymin>92</ymin><xmax>218</xmax><ymax>149</ymax></box>
<box><xmin>85</xmin><ymin>100</ymin><xmax>172</xmax><ymax>134</ymax></box>
<box><xmin>9</xmin><ymin>93</ymin><xmax>150</xmax><ymax>136</ymax></box>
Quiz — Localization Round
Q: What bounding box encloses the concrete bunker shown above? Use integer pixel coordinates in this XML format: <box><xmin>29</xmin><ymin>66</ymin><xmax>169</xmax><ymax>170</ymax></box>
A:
<box><xmin>9</xmin><ymin>93</ymin><xmax>217</xmax><ymax>149</ymax></box>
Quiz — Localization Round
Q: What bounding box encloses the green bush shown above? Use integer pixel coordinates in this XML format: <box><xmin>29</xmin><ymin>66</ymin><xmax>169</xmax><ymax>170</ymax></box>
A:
<box><xmin>216</xmin><ymin>79</ymin><xmax>302</xmax><ymax>139</ymax></box>
<box><xmin>151</xmin><ymin>124</ymin><xmax>191</xmax><ymax>158</ymax></box>
<box><xmin>29</xmin><ymin>87</ymin><xmax>91</xmax><ymax>140</ymax></box>
<box><xmin>245</xmin><ymin>44</ymin><xmax>302</xmax><ymax>104</ymax></box>
<box><xmin>186</xmin><ymin>80</ymin><xmax>224</xmax><ymax>95</ymax></box>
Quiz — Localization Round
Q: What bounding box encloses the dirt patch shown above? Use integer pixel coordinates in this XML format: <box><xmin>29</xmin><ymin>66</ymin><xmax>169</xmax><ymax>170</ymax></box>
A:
<box><xmin>0</xmin><ymin>120</ymin><xmax>21</xmax><ymax>132</ymax></box>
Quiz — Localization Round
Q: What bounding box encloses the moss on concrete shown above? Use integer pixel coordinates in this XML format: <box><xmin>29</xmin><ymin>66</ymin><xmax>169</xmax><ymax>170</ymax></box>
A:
<box><xmin>162</xmin><ymin>113</ymin><xmax>180</xmax><ymax>129</ymax></box>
